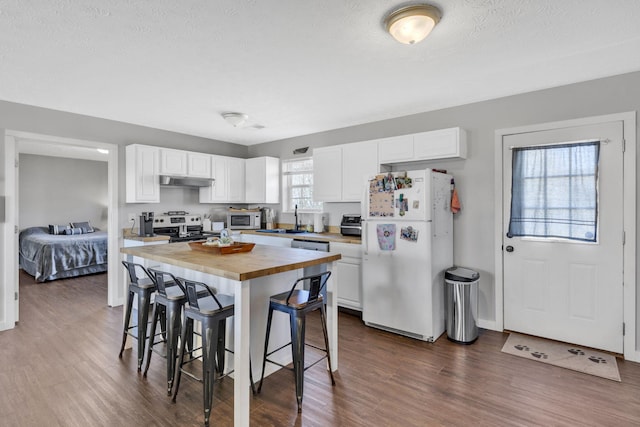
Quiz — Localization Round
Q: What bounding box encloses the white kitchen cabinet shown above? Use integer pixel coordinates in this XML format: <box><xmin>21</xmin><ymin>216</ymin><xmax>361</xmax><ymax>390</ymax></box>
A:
<box><xmin>378</xmin><ymin>127</ymin><xmax>467</xmax><ymax>164</ymax></box>
<box><xmin>239</xmin><ymin>233</ymin><xmax>292</xmax><ymax>247</ymax></box>
<box><xmin>377</xmin><ymin>135</ymin><xmax>414</xmax><ymax>164</ymax></box>
<box><xmin>413</xmin><ymin>127</ymin><xmax>467</xmax><ymax>160</ymax></box>
<box><xmin>313</xmin><ymin>146</ymin><xmax>343</xmax><ymax>202</ymax></box>
<box><xmin>330</xmin><ymin>242</ymin><xmax>362</xmax><ymax>311</ymax></box>
<box><xmin>161</xmin><ymin>149</ymin><xmax>211</xmax><ymax>178</ymax></box>
<box><xmin>187</xmin><ymin>152</ymin><xmax>212</xmax><ymax>178</ymax></box>
<box><xmin>126</xmin><ymin>144</ymin><xmax>160</xmax><ymax>203</ymax></box>
<box><xmin>341</xmin><ymin>141</ymin><xmax>379</xmax><ymax>202</ymax></box>
<box><xmin>200</xmin><ymin>155</ymin><xmax>245</xmax><ymax>203</ymax></box>
<box><xmin>160</xmin><ymin>148</ymin><xmax>187</xmax><ymax>175</ymax></box>
<box><xmin>227</xmin><ymin>157</ymin><xmax>246</xmax><ymax>203</ymax></box>
<box><xmin>245</xmin><ymin>157</ymin><xmax>280</xmax><ymax>203</ymax></box>
<box><xmin>314</xmin><ymin>142</ymin><xmax>378</xmax><ymax>202</ymax></box>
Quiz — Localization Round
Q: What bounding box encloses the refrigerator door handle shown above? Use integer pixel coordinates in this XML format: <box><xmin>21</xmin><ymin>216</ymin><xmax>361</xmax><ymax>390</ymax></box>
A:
<box><xmin>362</xmin><ymin>221</ymin><xmax>368</xmax><ymax>254</ymax></box>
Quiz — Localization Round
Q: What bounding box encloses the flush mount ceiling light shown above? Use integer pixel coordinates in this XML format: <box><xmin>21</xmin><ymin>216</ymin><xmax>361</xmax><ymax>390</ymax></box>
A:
<box><xmin>221</xmin><ymin>112</ymin><xmax>249</xmax><ymax>127</ymax></box>
<box><xmin>385</xmin><ymin>4</ymin><xmax>441</xmax><ymax>45</ymax></box>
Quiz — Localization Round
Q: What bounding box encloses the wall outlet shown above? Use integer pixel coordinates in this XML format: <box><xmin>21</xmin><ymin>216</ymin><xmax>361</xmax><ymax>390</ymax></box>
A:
<box><xmin>128</xmin><ymin>213</ymin><xmax>136</xmax><ymax>223</ymax></box>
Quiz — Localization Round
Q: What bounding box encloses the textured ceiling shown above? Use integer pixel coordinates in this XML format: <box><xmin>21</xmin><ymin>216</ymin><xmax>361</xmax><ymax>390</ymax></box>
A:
<box><xmin>1</xmin><ymin>0</ymin><xmax>640</xmax><ymax>145</ymax></box>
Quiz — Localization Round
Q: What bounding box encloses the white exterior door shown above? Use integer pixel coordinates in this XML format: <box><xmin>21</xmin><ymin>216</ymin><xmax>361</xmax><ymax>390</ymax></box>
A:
<box><xmin>503</xmin><ymin>121</ymin><xmax>624</xmax><ymax>353</ymax></box>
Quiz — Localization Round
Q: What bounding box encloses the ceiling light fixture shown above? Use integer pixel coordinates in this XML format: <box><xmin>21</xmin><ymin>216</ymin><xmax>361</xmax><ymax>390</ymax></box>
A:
<box><xmin>385</xmin><ymin>4</ymin><xmax>441</xmax><ymax>45</ymax></box>
<box><xmin>222</xmin><ymin>112</ymin><xmax>249</xmax><ymax>127</ymax></box>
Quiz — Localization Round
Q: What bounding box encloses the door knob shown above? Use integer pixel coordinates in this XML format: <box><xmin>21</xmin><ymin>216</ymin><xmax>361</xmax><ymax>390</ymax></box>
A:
<box><xmin>505</xmin><ymin>245</ymin><xmax>514</xmax><ymax>252</ymax></box>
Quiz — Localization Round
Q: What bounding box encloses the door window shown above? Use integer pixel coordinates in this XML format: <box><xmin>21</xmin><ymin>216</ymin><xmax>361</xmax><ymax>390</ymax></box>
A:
<box><xmin>507</xmin><ymin>141</ymin><xmax>600</xmax><ymax>242</ymax></box>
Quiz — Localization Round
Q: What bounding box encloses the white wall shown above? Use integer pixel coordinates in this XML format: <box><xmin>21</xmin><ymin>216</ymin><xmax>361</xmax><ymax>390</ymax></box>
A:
<box><xmin>19</xmin><ymin>154</ymin><xmax>108</xmax><ymax>230</ymax></box>
<box><xmin>249</xmin><ymin>70</ymin><xmax>640</xmax><ymax>351</ymax></box>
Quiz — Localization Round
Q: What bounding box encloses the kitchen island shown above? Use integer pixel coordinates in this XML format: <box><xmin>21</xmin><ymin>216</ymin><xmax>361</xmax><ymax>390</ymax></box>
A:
<box><xmin>120</xmin><ymin>242</ymin><xmax>341</xmax><ymax>426</ymax></box>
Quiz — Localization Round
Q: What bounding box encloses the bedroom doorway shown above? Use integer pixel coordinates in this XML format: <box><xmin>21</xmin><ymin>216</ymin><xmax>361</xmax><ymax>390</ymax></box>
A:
<box><xmin>2</xmin><ymin>131</ymin><xmax>119</xmax><ymax>329</ymax></box>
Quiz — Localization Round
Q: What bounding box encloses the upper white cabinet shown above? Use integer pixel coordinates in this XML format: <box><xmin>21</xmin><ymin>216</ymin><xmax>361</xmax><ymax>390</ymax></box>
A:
<box><xmin>413</xmin><ymin>127</ymin><xmax>467</xmax><ymax>160</ymax></box>
<box><xmin>187</xmin><ymin>152</ymin><xmax>212</xmax><ymax>178</ymax></box>
<box><xmin>341</xmin><ymin>141</ymin><xmax>379</xmax><ymax>201</ymax></box>
<box><xmin>160</xmin><ymin>149</ymin><xmax>211</xmax><ymax>178</ymax></box>
<box><xmin>245</xmin><ymin>157</ymin><xmax>280</xmax><ymax>204</ymax></box>
<box><xmin>227</xmin><ymin>157</ymin><xmax>246</xmax><ymax>203</ymax></box>
<box><xmin>160</xmin><ymin>149</ymin><xmax>187</xmax><ymax>175</ymax></box>
<box><xmin>200</xmin><ymin>155</ymin><xmax>245</xmax><ymax>203</ymax></box>
<box><xmin>378</xmin><ymin>127</ymin><xmax>467</xmax><ymax>164</ymax></box>
<box><xmin>313</xmin><ymin>146</ymin><xmax>343</xmax><ymax>202</ymax></box>
<box><xmin>313</xmin><ymin>142</ymin><xmax>378</xmax><ymax>202</ymax></box>
<box><xmin>376</xmin><ymin>135</ymin><xmax>414</xmax><ymax>164</ymax></box>
<box><xmin>126</xmin><ymin>144</ymin><xmax>160</xmax><ymax>203</ymax></box>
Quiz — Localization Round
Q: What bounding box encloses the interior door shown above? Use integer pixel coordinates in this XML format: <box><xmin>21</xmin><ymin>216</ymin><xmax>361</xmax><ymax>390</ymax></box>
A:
<box><xmin>503</xmin><ymin>121</ymin><xmax>624</xmax><ymax>353</ymax></box>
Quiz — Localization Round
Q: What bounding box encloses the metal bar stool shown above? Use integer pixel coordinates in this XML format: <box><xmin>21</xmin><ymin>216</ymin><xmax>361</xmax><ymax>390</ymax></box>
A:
<box><xmin>258</xmin><ymin>271</ymin><xmax>335</xmax><ymax>412</ymax></box>
<box><xmin>172</xmin><ymin>279</ymin><xmax>255</xmax><ymax>427</ymax></box>
<box><xmin>119</xmin><ymin>261</ymin><xmax>157</xmax><ymax>371</ymax></box>
<box><xmin>142</xmin><ymin>268</ymin><xmax>189</xmax><ymax>394</ymax></box>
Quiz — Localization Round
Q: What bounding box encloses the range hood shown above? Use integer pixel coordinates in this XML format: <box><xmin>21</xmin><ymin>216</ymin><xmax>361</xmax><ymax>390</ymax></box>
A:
<box><xmin>159</xmin><ymin>175</ymin><xmax>214</xmax><ymax>187</ymax></box>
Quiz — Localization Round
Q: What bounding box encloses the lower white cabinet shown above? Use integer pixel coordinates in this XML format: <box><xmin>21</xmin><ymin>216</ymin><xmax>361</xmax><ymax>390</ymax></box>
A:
<box><xmin>330</xmin><ymin>242</ymin><xmax>362</xmax><ymax>311</ymax></box>
<box><xmin>238</xmin><ymin>233</ymin><xmax>293</xmax><ymax>247</ymax></box>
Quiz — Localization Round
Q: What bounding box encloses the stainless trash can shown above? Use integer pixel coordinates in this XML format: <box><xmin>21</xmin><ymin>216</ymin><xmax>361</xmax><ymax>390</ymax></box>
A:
<box><xmin>445</xmin><ymin>267</ymin><xmax>480</xmax><ymax>344</ymax></box>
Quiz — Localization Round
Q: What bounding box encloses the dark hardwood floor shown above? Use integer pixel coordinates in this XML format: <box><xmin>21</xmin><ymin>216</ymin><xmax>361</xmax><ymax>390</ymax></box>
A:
<box><xmin>1</xmin><ymin>270</ymin><xmax>639</xmax><ymax>426</ymax></box>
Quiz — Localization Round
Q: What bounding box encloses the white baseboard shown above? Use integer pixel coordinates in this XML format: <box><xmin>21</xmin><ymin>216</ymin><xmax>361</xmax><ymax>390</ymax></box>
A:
<box><xmin>477</xmin><ymin>318</ymin><xmax>498</xmax><ymax>331</ymax></box>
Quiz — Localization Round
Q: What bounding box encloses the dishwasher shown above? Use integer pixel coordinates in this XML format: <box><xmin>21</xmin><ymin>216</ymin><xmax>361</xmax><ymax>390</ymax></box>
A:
<box><xmin>291</xmin><ymin>239</ymin><xmax>330</xmax><ymax>300</ymax></box>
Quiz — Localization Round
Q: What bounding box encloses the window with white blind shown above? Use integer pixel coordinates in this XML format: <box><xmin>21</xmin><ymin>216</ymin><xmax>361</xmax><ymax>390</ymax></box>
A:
<box><xmin>281</xmin><ymin>158</ymin><xmax>323</xmax><ymax>213</ymax></box>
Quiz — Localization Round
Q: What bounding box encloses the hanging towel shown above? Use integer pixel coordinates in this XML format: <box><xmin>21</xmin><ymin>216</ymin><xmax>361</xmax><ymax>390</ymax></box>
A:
<box><xmin>451</xmin><ymin>188</ymin><xmax>461</xmax><ymax>214</ymax></box>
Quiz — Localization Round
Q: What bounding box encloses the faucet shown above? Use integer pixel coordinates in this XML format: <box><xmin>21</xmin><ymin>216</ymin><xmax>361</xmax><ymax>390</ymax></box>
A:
<box><xmin>294</xmin><ymin>204</ymin><xmax>299</xmax><ymax>231</ymax></box>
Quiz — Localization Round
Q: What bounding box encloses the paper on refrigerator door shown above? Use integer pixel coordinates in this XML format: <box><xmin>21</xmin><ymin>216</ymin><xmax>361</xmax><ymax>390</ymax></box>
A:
<box><xmin>376</xmin><ymin>224</ymin><xmax>396</xmax><ymax>250</ymax></box>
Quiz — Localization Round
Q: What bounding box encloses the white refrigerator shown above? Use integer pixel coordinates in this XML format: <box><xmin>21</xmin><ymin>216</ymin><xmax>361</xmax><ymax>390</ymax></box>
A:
<box><xmin>362</xmin><ymin>169</ymin><xmax>453</xmax><ymax>342</ymax></box>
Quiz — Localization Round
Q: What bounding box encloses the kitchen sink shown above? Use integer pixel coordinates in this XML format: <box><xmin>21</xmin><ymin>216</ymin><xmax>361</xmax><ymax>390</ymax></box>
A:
<box><xmin>256</xmin><ymin>229</ymin><xmax>307</xmax><ymax>234</ymax></box>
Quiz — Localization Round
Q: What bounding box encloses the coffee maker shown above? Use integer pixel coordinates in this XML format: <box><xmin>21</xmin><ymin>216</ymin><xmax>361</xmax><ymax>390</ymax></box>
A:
<box><xmin>139</xmin><ymin>212</ymin><xmax>154</xmax><ymax>237</ymax></box>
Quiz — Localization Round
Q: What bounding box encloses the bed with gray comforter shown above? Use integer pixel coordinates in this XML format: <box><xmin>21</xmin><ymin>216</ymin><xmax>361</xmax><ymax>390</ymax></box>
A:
<box><xmin>19</xmin><ymin>226</ymin><xmax>108</xmax><ymax>282</ymax></box>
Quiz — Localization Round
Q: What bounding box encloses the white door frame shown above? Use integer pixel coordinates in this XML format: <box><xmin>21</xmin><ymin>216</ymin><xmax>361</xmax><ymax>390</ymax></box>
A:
<box><xmin>494</xmin><ymin>112</ymin><xmax>637</xmax><ymax>362</ymax></box>
<box><xmin>1</xmin><ymin>130</ymin><xmax>120</xmax><ymax>331</ymax></box>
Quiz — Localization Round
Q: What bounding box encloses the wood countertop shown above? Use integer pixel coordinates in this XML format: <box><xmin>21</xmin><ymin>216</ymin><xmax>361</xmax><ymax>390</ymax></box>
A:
<box><xmin>121</xmin><ymin>242</ymin><xmax>341</xmax><ymax>282</ymax></box>
<box><xmin>240</xmin><ymin>230</ymin><xmax>362</xmax><ymax>245</ymax></box>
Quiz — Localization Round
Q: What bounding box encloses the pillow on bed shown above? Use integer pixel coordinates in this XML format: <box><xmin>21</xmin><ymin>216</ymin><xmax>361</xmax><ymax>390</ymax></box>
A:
<box><xmin>64</xmin><ymin>227</ymin><xmax>85</xmax><ymax>235</ymax></box>
<box><xmin>49</xmin><ymin>224</ymin><xmax>71</xmax><ymax>235</ymax></box>
<box><xmin>70</xmin><ymin>221</ymin><xmax>95</xmax><ymax>233</ymax></box>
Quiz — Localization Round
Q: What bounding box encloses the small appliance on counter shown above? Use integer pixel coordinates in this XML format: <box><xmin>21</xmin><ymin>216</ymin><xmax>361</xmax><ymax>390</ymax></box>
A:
<box><xmin>340</xmin><ymin>214</ymin><xmax>362</xmax><ymax>236</ymax></box>
<box><xmin>261</xmin><ymin>208</ymin><xmax>275</xmax><ymax>230</ymax></box>
<box><xmin>313</xmin><ymin>213</ymin><xmax>325</xmax><ymax>233</ymax></box>
<box><xmin>139</xmin><ymin>211</ymin><xmax>154</xmax><ymax>237</ymax></box>
<box><xmin>227</xmin><ymin>208</ymin><xmax>261</xmax><ymax>230</ymax></box>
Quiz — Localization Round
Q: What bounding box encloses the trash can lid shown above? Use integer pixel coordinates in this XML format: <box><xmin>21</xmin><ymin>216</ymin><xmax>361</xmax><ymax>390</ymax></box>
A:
<box><xmin>445</xmin><ymin>267</ymin><xmax>479</xmax><ymax>282</ymax></box>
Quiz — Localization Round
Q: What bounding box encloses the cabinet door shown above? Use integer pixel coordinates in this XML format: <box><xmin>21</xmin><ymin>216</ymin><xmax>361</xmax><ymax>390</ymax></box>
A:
<box><xmin>313</xmin><ymin>146</ymin><xmax>342</xmax><ymax>201</ymax></box>
<box><xmin>227</xmin><ymin>157</ymin><xmax>246</xmax><ymax>203</ymax></box>
<box><xmin>187</xmin><ymin>152</ymin><xmax>212</xmax><ymax>178</ymax></box>
<box><xmin>245</xmin><ymin>157</ymin><xmax>265</xmax><ymax>203</ymax></box>
<box><xmin>246</xmin><ymin>157</ymin><xmax>280</xmax><ymax>203</ymax></box>
<box><xmin>126</xmin><ymin>144</ymin><xmax>160</xmax><ymax>203</ymax></box>
<box><xmin>377</xmin><ymin>135</ymin><xmax>414</xmax><ymax>163</ymax></box>
<box><xmin>160</xmin><ymin>149</ymin><xmax>187</xmax><ymax>175</ymax></box>
<box><xmin>342</xmin><ymin>141</ymin><xmax>379</xmax><ymax>202</ymax></box>
<box><xmin>337</xmin><ymin>261</ymin><xmax>362</xmax><ymax>310</ymax></box>
<box><xmin>200</xmin><ymin>155</ymin><xmax>227</xmax><ymax>203</ymax></box>
<box><xmin>413</xmin><ymin>127</ymin><xmax>467</xmax><ymax>160</ymax></box>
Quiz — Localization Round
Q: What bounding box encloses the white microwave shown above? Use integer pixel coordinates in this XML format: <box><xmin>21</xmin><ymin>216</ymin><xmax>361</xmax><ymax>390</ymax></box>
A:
<box><xmin>227</xmin><ymin>211</ymin><xmax>261</xmax><ymax>229</ymax></box>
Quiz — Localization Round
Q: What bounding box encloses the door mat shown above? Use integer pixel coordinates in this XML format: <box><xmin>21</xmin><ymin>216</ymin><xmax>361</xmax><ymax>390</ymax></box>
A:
<box><xmin>501</xmin><ymin>333</ymin><xmax>620</xmax><ymax>382</ymax></box>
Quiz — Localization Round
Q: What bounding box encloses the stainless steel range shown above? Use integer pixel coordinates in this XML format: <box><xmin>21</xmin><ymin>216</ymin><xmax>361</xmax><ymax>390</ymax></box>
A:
<box><xmin>153</xmin><ymin>211</ymin><xmax>210</xmax><ymax>242</ymax></box>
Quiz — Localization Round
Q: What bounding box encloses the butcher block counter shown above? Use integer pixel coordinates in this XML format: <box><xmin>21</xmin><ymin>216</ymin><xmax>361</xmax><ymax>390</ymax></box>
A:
<box><xmin>120</xmin><ymin>242</ymin><xmax>340</xmax><ymax>427</ymax></box>
<box><xmin>121</xmin><ymin>241</ymin><xmax>341</xmax><ymax>281</ymax></box>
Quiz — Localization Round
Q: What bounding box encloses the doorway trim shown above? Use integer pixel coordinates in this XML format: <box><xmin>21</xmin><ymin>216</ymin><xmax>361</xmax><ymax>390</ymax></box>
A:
<box><xmin>1</xmin><ymin>130</ymin><xmax>120</xmax><ymax>331</ymax></box>
<box><xmin>494</xmin><ymin>112</ymin><xmax>637</xmax><ymax>362</ymax></box>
